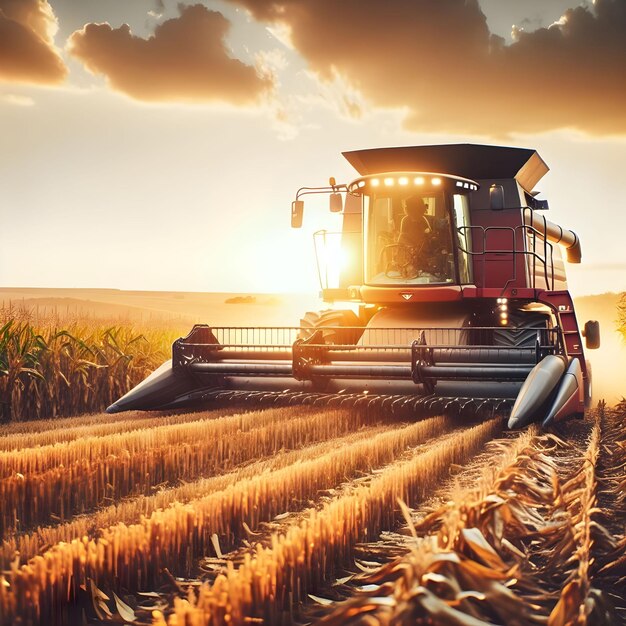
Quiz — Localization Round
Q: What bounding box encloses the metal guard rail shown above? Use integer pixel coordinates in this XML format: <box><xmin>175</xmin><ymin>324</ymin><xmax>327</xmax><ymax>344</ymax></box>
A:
<box><xmin>172</xmin><ymin>324</ymin><xmax>561</xmax><ymax>390</ymax></box>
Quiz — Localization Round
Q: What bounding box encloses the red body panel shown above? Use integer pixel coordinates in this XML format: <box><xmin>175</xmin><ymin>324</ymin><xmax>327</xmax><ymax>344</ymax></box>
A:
<box><xmin>360</xmin><ymin>285</ymin><xmax>463</xmax><ymax>304</ymax></box>
<box><xmin>470</xmin><ymin>209</ymin><xmax>529</xmax><ymax>290</ymax></box>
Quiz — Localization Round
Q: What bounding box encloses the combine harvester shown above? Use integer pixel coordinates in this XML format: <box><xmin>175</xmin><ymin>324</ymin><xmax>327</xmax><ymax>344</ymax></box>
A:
<box><xmin>108</xmin><ymin>144</ymin><xmax>600</xmax><ymax>428</ymax></box>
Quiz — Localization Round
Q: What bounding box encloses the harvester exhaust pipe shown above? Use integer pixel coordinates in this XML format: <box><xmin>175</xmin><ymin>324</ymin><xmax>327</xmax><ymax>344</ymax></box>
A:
<box><xmin>527</xmin><ymin>212</ymin><xmax>581</xmax><ymax>263</ymax></box>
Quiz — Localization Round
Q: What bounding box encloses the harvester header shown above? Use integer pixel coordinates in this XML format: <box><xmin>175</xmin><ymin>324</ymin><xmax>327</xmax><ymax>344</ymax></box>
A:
<box><xmin>108</xmin><ymin>143</ymin><xmax>599</xmax><ymax>430</ymax></box>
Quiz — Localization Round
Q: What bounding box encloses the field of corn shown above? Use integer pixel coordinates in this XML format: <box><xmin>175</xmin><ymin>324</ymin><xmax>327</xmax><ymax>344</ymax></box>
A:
<box><xmin>0</xmin><ymin>306</ymin><xmax>184</xmax><ymax>421</ymax></box>
<box><xmin>1</xmin><ymin>308</ymin><xmax>625</xmax><ymax>625</ymax></box>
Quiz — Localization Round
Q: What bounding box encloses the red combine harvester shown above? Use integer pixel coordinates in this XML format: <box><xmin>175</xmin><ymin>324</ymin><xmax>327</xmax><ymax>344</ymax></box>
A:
<box><xmin>108</xmin><ymin>144</ymin><xmax>600</xmax><ymax>428</ymax></box>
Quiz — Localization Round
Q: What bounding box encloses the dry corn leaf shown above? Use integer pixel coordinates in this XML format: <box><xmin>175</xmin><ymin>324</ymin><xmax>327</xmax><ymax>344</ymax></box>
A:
<box><xmin>355</xmin><ymin>560</ymin><xmax>384</xmax><ymax>572</ymax></box>
<box><xmin>422</xmin><ymin>571</ymin><xmax>465</xmax><ymax>603</ymax></box>
<box><xmin>210</xmin><ymin>533</ymin><xmax>223</xmax><ymax>559</ymax></box>
<box><xmin>113</xmin><ymin>592</ymin><xmax>136</xmax><ymax>623</ymax></box>
<box><xmin>412</xmin><ymin>586</ymin><xmax>499</xmax><ymax>626</ymax></box>
<box><xmin>446</xmin><ymin>556</ymin><xmax>509</xmax><ymax>582</ymax></box>
<box><xmin>548</xmin><ymin>580</ymin><xmax>582</xmax><ymax>626</ymax></box>
<box><xmin>309</xmin><ymin>594</ymin><xmax>335</xmax><ymax>606</ymax></box>
<box><xmin>413</xmin><ymin>504</ymin><xmax>451</xmax><ymax>532</ymax></box>
<box><xmin>500</xmin><ymin>538</ymin><xmax>525</xmax><ymax>559</ymax></box>
<box><xmin>397</xmin><ymin>498</ymin><xmax>418</xmax><ymax>541</ymax></box>
<box><xmin>89</xmin><ymin>579</ymin><xmax>113</xmax><ymax>620</ymax></box>
<box><xmin>460</xmin><ymin>528</ymin><xmax>508</xmax><ymax>571</ymax></box>
<box><xmin>242</xmin><ymin>521</ymin><xmax>262</xmax><ymax>538</ymax></box>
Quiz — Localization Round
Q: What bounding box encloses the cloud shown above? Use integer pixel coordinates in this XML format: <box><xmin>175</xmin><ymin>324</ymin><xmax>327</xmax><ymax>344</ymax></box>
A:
<box><xmin>516</xmin><ymin>15</ymin><xmax>544</xmax><ymax>32</ymax></box>
<box><xmin>1</xmin><ymin>93</ymin><xmax>35</xmax><ymax>106</ymax></box>
<box><xmin>68</xmin><ymin>4</ymin><xmax>272</xmax><ymax>105</ymax></box>
<box><xmin>229</xmin><ymin>0</ymin><xmax>626</xmax><ymax>136</ymax></box>
<box><xmin>0</xmin><ymin>0</ymin><xmax>68</xmax><ymax>84</ymax></box>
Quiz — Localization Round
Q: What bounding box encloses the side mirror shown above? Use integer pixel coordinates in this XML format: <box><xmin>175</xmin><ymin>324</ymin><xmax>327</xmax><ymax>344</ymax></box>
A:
<box><xmin>291</xmin><ymin>200</ymin><xmax>304</xmax><ymax>228</ymax></box>
<box><xmin>489</xmin><ymin>184</ymin><xmax>505</xmax><ymax>210</ymax></box>
<box><xmin>582</xmin><ymin>320</ymin><xmax>600</xmax><ymax>349</ymax></box>
<box><xmin>329</xmin><ymin>193</ymin><xmax>343</xmax><ymax>213</ymax></box>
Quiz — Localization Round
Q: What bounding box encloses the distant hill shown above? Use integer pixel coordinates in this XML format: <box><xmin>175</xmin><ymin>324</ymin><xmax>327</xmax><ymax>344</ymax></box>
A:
<box><xmin>0</xmin><ymin>287</ymin><xmax>322</xmax><ymax>327</ymax></box>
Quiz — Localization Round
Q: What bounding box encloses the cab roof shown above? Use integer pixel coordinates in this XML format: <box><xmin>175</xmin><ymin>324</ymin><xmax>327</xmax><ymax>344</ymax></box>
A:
<box><xmin>342</xmin><ymin>144</ymin><xmax>548</xmax><ymax>191</ymax></box>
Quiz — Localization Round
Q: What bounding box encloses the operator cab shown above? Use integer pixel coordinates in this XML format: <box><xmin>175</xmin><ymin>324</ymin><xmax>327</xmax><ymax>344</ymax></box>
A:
<box><xmin>346</xmin><ymin>172</ymin><xmax>478</xmax><ymax>287</ymax></box>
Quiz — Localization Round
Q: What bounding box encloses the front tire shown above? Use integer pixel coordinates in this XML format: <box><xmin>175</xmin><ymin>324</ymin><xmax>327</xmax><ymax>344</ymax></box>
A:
<box><xmin>492</xmin><ymin>310</ymin><xmax>552</xmax><ymax>348</ymax></box>
<box><xmin>298</xmin><ymin>309</ymin><xmax>363</xmax><ymax>344</ymax></box>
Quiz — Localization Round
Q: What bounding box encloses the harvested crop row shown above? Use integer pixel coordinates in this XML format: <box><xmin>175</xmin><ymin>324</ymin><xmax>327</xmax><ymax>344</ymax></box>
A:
<box><xmin>323</xmin><ymin>427</ymin><xmax>538</xmax><ymax>567</ymax></box>
<box><xmin>0</xmin><ymin>405</ymin><xmax>315</xmax><ymax>476</ymax></box>
<box><xmin>0</xmin><ymin>423</ymin><xmax>394</xmax><ymax>568</ymax></box>
<box><xmin>0</xmin><ymin>410</ymin><xmax>139</xmax><ymax>437</ymax></box>
<box><xmin>0</xmin><ymin>414</ymin><xmax>457</xmax><ymax>624</ymax></box>
<box><xmin>316</xmin><ymin>412</ymin><xmax>621</xmax><ymax>626</ymax></box>
<box><xmin>548</xmin><ymin>418</ymin><xmax>612</xmax><ymax>624</ymax></box>
<box><xmin>0</xmin><ymin>407</ymin><xmax>371</xmax><ymax>535</ymax></box>
<box><xmin>166</xmin><ymin>418</ymin><xmax>501</xmax><ymax>626</ymax></box>
<box><xmin>0</xmin><ymin>408</ymin><xmax>237</xmax><ymax>452</ymax></box>
<box><xmin>313</xmin><ymin>430</ymin><xmax>562</xmax><ymax>625</ymax></box>
<box><xmin>318</xmin><ymin>443</ymin><xmax>554</xmax><ymax>625</ymax></box>
<box><xmin>595</xmin><ymin>401</ymin><xmax>626</xmax><ymax>621</ymax></box>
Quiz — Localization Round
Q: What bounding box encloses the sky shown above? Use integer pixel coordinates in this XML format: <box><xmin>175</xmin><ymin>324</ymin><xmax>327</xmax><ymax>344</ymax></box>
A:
<box><xmin>1</xmin><ymin>0</ymin><xmax>625</xmax><ymax>296</ymax></box>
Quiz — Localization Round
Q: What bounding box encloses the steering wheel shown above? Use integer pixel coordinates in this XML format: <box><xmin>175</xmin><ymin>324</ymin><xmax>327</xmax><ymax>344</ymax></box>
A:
<box><xmin>380</xmin><ymin>243</ymin><xmax>424</xmax><ymax>279</ymax></box>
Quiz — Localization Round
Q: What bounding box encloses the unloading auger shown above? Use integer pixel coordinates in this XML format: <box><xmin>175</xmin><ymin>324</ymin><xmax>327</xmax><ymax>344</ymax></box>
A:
<box><xmin>107</xmin><ymin>144</ymin><xmax>600</xmax><ymax>429</ymax></box>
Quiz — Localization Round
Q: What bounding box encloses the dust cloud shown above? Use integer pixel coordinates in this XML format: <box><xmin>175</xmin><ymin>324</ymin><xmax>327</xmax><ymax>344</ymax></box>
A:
<box><xmin>575</xmin><ymin>293</ymin><xmax>625</xmax><ymax>405</ymax></box>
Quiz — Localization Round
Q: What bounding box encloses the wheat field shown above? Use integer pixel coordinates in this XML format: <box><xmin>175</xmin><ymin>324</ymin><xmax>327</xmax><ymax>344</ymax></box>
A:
<box><xmin>0</xmin><ymin>400</ymin><xmax>623</xmax><ymax>625</ymax></box>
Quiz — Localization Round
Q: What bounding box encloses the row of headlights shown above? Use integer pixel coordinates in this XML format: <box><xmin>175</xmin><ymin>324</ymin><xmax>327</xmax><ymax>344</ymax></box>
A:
<box><xmin>348</xmin><ymin>175</ymin><xmax>479</xmax><ymax>193</ymax></box>
<box><xmin>361</xmin><ymin>176</ymin><xmax>441</xmax><ymax>188</ymax></box>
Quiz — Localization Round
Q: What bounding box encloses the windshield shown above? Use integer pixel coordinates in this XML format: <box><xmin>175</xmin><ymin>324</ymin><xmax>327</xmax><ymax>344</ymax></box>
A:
<box><xmin>364</xmin><ymin>191</ymin><xmax>455</xmax><ymax>285</ymax></box>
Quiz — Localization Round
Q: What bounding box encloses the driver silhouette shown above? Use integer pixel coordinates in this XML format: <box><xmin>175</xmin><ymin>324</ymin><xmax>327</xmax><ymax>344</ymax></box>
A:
<box><xmin>398</xmin><ymin>197</ymin><xmax>431</xmax><ymax>248</ymax></box>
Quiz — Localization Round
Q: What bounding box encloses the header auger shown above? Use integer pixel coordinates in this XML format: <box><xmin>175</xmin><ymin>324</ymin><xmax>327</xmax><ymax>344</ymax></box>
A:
<box><xmin>107</xmin><ymin>144</ymin><xmax>600</xmax><ymax>429</ymax></box>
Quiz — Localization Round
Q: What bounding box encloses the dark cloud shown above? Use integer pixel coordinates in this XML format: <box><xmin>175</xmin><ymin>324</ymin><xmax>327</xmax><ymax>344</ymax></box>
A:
<box><xmin>517</xmin><ymin>16</ymin><xmax>544</xmax><ymax>31</ymax></box>
<box><xmin>0</xmin><ymin>0</ymin><xmax>68</xmax><ymax>84</ymax></box>
<box><xmin>230</xmin><ymin>0</ymin><xmax>626</xmax><ymax>135</ymax></box>
<box><xmin>68</xmin><ymin>4</ymin><xmax>272</xmax><ymax>104</ymax></box>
